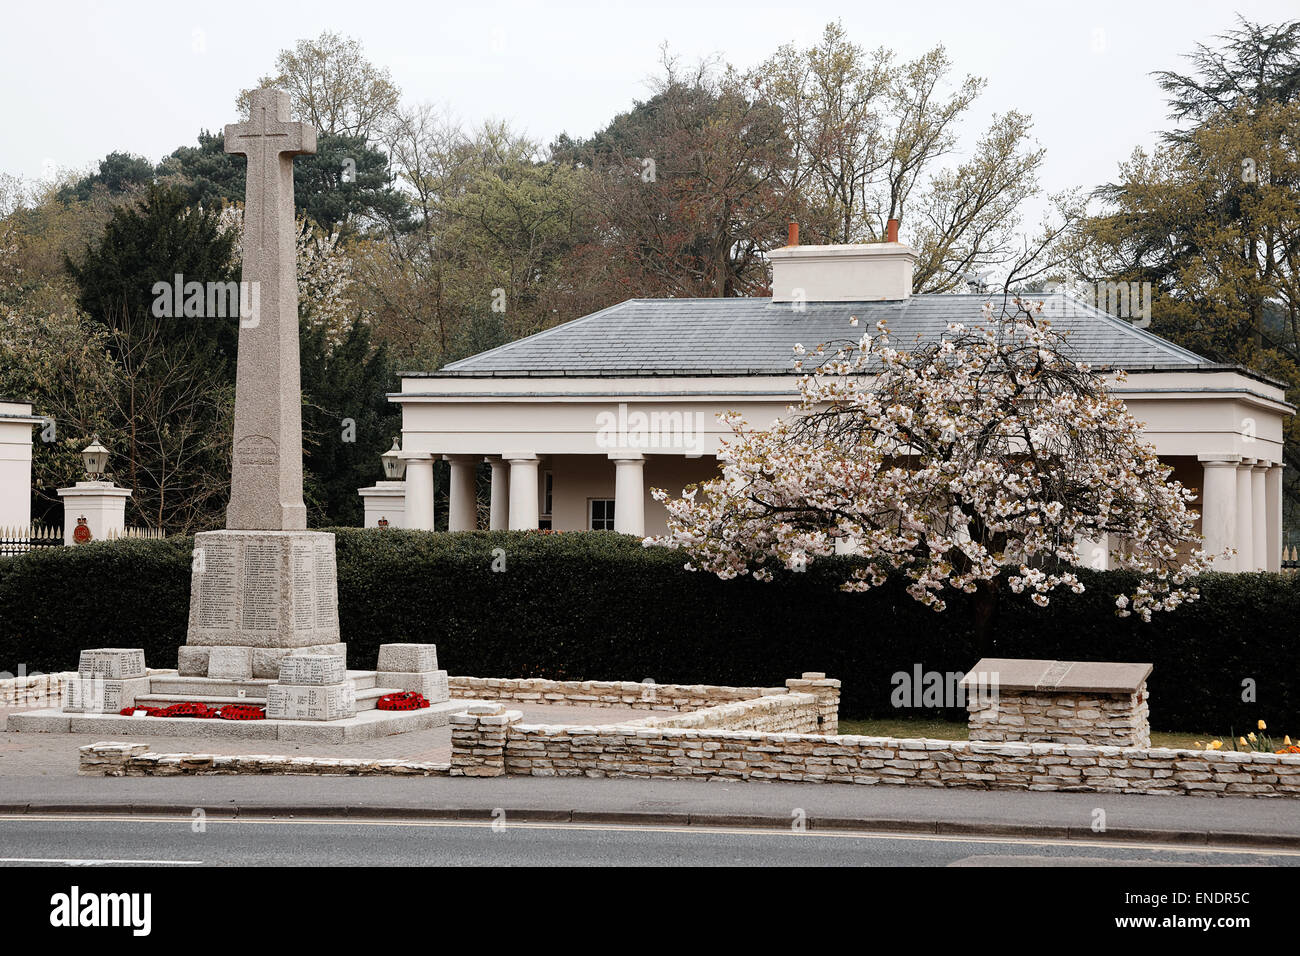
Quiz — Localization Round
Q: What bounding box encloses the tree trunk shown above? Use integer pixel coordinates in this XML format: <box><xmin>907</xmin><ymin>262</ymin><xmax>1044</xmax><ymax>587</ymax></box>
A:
<box><xmin>972</xmin><ymin>579</ymin><xmax>1000</xmax><ymax>658</ymax></box>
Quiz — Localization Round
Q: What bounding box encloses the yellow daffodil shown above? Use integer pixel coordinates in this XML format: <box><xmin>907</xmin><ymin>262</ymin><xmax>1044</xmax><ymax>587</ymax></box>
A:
<box><xmin>1248</xmin><ymin>732</ymin><xmax>1257</xmax><ymax>742</ymax></box>
<box><xmin>1209</xmin><ymin>740</ymin><xmax>1223</xmax><ymax>750</ymax></box>
<box><xmin>1239</xmin><ymin>737</ymin><xmax>1248</xmax><ymax>748</ymax></box>
<box><xmin>1258</xmin><ymin>720</ymin><xmax>1267</xmax><ymax>731</ymax></box>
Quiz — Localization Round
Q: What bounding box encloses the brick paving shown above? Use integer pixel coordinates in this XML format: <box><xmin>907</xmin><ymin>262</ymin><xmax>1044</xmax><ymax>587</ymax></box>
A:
<box><xmin>0</xmin><ymin>701</ymin><xmax>650</xmax><ymax>778</ymax></box>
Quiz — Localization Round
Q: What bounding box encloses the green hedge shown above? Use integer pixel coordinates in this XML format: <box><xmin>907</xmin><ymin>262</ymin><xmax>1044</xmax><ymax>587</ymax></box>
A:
<box><xmin>0</xmin><ymin>529</ymin><xmax>1295</xmax><ymax>733</ymax></box>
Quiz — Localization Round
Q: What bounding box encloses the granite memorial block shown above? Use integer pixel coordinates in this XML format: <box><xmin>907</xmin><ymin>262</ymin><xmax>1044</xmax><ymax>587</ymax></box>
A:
<box><xmin>77</xmin><ymin>649</ymin><xmax>146</xmax><ymax>680</ymax></box>
<box><xmin>207</xmin><ymin>646</ymin><xmax>254</xmax><ymax>680</ymax></box>
<box><xmin>265</xmin><ymin>682</ymin><xmax>356</xmax><ymax>721</ymax></box>
<box><xmin>377</xmin><ymin>643</ymin><xmax>439</xmax><ymax>673</ymax></box>
<box><xmin>375</xmin><ymin>670</ymin><xmax>450</xmax><ymax>702</ymax></box>
<box><xmin>63</xmin><ymin>676</ymin><xmax>151</xmax><ymax>713</ymax></box>
<box><xmin>277</xmin><ymin>654</ymin><xmax>347</xmax><ymax>685</ymax></box>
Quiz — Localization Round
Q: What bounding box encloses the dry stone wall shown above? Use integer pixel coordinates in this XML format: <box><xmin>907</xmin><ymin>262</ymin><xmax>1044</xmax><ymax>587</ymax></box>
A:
<box><xmin>0</xmin><ymin>671</ymin><xmax>74</xmax><ymax>708</ymax></box>
<box><xmin>71</xmin><ymin>667</ymin><xmax>1300</xmax><ymax>799</ymax></box>
<box><xmin>623</xmin><ymin>693</ymin><xmax>820</xmax><ymax>734</ymax></box>
<box><xmin>968</xmin><ymin>687</ymin><xmax>1150</xmax><ymax>748</ymax></box>
<box><xmin>448</xmin><ymin>676</ymin><xmax>784</xmax><ymax>711</ymax></box>
<box><xmin>493</xmin><ymin>729</ymin><xmax>1300</xmax><ymax>796</ymax></box>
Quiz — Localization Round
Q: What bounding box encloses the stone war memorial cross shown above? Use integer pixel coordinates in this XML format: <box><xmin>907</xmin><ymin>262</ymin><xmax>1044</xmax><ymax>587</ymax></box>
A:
<box><xmin>6</xmin><ymin>89</ymin><xmax>472</xmax><ymax>737</ymax></box>
<box><xmin>224</xmin><ymin>87</ymin><xmax>314</xmax><ymax>532</ymax></box>
<box><xmin>179</xmin><ymin>88</ymin><xmax>347</xmax><ymax>686</ymax></box>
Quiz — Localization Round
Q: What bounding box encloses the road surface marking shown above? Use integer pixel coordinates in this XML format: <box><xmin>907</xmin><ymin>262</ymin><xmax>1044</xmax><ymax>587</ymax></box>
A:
<box><xmin>1</xmin><ymin>814</ymin><xmax>1295</xmax><ymax>857</ymax></box>
<box><xmin>0</xmin><ymin>856</ymin><xmax>202</xmax><ymax>865</ymax></box>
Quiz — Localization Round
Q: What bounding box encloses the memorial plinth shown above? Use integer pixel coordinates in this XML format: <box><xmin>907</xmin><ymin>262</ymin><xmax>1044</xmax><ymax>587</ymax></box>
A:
<box><xmin>180</xmin><ymin>528</ymin><xmax>344</xmax><ymax>677</ymax></box>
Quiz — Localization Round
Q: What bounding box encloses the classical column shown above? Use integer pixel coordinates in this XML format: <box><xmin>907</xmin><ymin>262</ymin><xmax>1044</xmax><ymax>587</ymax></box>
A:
<box><xmin>402</xmin><ymin>452</ymin><xmax>436</xmax><ymax>531</ymax></box>
<box><xmin>610</xmin><ymin>453</ymin><xmax>646</xmax><ymax>536</ymax></box>
<box><xmin>1198</xmin><ymin>456</ymin><xmax>1240</xmax><ymax>571</ymax></box>
<box><xmin>1266</xmin><ymin>463</ymin><xmax>1284</xmax><ymax>572</ymax></box>
<box><xmin>445</xmin><ymin>455</ymin><xmax>478</xmax><ymax>531</ymax></box>
<box><xmin>505</xmin><ymin>452</ymin><xmax>539</xmax><ymax>530</ymax></box>
<box><xmin>1235</xmin><ymin>459</ymin><xmax>1255</xmax><ymax>571</ymax></box>
<box><xmin>1251</xmin><ymin>462</ymin><xmax>1268</xmax><ymax>572</ymax></box>
<box><xmin>487</xmin><ymin>458</ymin><xmax>509</xmax><ymax>531</ymax></box>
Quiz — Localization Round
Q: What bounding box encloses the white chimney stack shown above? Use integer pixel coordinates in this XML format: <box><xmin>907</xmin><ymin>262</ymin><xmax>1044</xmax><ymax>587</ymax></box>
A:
<box><xmin>769</xmin><ymin>219</ymin><xmax>916</xmax><ymax>303</ymax></box>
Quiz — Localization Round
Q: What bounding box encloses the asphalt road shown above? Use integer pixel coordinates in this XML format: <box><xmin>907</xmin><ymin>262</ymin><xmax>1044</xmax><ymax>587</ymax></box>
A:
<box><xmin>4</xmin><ymin>775</ymin><xmax>1299</xmax><ymax>847</ymax></box>
<box><xmin>1</xmin><ymin>814</ymin><xmax>1297</xmax><ymax>867</ymax></box>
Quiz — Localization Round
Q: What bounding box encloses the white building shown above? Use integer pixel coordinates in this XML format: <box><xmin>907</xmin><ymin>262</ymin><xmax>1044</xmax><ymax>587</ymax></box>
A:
<box><xmin>0</xmin><ymin>399</ymin><xmax>43</xmax><ymax>530</ymax></box>
<box><xmin>389</xmin><ymin>238</ymin><xmax>1293</xmax><ymax>572</ymax></box>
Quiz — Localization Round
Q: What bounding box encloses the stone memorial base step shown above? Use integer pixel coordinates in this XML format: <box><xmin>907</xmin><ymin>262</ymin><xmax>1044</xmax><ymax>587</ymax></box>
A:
<box><xmin>7</xmin><ymin>698</ymin><xmax>481</xmax><ymax>744</ymax></box>
<box><xmin>135</xmin><ymin>670</ymin><xmax>421</xmax><ymax>713</ymax></box>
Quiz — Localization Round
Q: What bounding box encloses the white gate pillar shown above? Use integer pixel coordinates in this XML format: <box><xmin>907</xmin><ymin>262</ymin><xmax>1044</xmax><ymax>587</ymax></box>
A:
<box><xmin>57</xmin><ymin>482</ymin><xmax>131</xmax><ymax>544</ymax></box>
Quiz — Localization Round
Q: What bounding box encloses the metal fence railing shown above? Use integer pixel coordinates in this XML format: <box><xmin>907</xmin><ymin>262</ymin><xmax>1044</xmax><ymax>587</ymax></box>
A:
<box><xmin>0</xmin><ymin>525</ymin><xmax>166</xmax><ymax>556</ymax></box>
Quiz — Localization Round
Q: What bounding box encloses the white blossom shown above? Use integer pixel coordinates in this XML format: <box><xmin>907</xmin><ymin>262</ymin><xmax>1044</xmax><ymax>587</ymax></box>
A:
<box><xmin>647</xmin><ymin>301</ymin><xmax>1213</xmax><ymax>618</ymax></box>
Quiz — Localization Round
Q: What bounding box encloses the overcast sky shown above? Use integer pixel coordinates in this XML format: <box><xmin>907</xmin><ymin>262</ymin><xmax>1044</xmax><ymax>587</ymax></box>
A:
<box><xmin>1</xmin><ymin>0</ymin><xmax>1292</xmax><ymax>210</ymax></box>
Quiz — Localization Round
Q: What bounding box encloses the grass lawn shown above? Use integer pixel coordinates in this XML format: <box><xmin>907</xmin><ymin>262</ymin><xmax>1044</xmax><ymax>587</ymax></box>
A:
<box><xmin>837</xmin><ymin>718</ymin><xmax>1223</xmax><ymax>751</ymax></box>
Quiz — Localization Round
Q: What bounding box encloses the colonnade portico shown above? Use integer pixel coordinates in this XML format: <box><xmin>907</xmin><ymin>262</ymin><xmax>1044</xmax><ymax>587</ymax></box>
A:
<box><xmin>1198</xmin><ymin>455</ymin><xmax>1285</xmax><ymax>571</ymax></box>
<box><xmin>385</xmin><ymin>359</ymin><xmax>1292</xmax><ymax>561</ymax></box>
<box><xmin>394</xmin><ymin>448</ymin><xmax>654</xmax><ymax>535</ymax></box>
<box><xmin>395</xmin><ymin>444</ymin><xmax>1286</xmax><ymax>571</ymax></box>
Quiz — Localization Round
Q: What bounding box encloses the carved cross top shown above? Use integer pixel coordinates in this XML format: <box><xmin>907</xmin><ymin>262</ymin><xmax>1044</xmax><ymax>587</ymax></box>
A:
<box><xmin>224</xmin><ymin>88</ymin><xmax>316</xmax><ymax>162</ymax></box>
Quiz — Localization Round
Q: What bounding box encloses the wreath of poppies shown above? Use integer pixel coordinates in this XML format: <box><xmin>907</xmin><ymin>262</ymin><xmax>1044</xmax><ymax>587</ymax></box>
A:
<box><xmin>376</xmin><ymin>692</ymin><xmax>431</xmax><ymax>711</ymax></box>
<box><xmin>119</xmin><ymin>702</ymin><xmax>266</xmax><ymax>720</ymax></box>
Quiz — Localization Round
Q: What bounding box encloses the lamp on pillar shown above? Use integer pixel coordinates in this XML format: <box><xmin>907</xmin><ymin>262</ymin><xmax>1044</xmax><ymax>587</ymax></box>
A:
<box><xmin>58</xmin><ymin>435</ymin><xmax>131</xmax><ymax>545</ymax></box>
<box><xmin>381</xmin><ymin>439</ymin><xmax>406</xmax><ymax>480</ymax></box>
<box><xmin>357</xmin><ymin>438</ymin><xmax>409</xmax><ymax>528</ymax></box>
<box><xmin>81</xmin><ymin>435</ymin><xmax>110</xmax><ymax>481</ymax></box>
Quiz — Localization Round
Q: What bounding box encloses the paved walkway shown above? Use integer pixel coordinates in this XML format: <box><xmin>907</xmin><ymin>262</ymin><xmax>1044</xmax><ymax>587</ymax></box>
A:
<box><xmin>0</xmin><ymin>701</ymin><xmax>649</xmax><ymax>777</ymax></box>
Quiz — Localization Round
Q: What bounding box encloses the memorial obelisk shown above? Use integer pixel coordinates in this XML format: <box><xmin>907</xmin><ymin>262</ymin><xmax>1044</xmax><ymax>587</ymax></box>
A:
<box><xmin>179</xmin><ymin>89</ymin><xmax>345</xmax><ymax>680</ymax></box>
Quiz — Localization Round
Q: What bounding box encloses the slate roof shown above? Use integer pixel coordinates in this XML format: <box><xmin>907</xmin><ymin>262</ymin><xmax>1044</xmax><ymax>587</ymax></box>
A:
<box><xmin>433</xmin><ymin>294</ymin><xmax>1212</xmax><ymax>377</ymax></box>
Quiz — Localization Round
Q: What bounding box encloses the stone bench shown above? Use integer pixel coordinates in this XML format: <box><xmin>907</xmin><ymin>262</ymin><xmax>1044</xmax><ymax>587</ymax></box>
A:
<box><xmin>961</xmin><ymin>658</ymin><xmax>1151</xmax><ymax>749</ymax></box>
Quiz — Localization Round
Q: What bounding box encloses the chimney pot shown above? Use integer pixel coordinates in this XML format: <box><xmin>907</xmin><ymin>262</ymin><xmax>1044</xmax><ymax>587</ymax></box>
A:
<box><xmin>788</xmin><ymin>222</ymin><xmax>799</xmax><ymax>247</ymax></box>
<box><xmin>887</xmin><ymin>218</ymin><xmax>899</xmax><ymax>243</ymax></box>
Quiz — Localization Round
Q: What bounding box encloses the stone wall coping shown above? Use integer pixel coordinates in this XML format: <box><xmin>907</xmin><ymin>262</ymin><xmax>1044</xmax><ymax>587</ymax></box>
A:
<box><xmin>960</xmin><ymin>658</ymin><xmax>1152</xmax><ymax>694</ymax></box>
<box><xmin>495</xmin><ymin>727</ymin><xmax>1300</xmax><ymax>765</ymax></box>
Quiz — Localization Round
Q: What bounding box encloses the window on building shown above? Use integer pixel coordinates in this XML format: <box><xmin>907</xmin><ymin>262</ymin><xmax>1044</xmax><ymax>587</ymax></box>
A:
<box><xmin>589</xmin><ymin>498</ymin><xmax>615</xmax><ymax>531</ymax></box>
<box><xmin>538</xmin><ymin>471</ymin><xmax>554</xmax><ymax>530</ymax></box>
